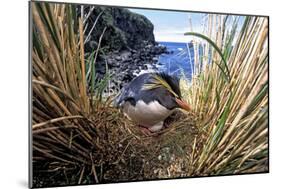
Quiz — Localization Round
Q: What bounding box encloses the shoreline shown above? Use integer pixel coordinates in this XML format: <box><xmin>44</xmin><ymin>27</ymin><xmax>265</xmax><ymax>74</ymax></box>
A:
<box><xmin>94</xmin><ymin>41</ymin><xmax>169</xmax><ymax>94</ymax></box>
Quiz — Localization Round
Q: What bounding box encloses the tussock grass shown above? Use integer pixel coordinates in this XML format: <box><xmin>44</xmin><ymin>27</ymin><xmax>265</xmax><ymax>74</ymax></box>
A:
<box><xmin>31</xmin><ymin>2</ymin><xmax>122</xmax><ymax>186</ymax></box>
<box><xmin>31</xmin><ymin>1</ymin><xmax>268</xmax><ymax>187</ymax></box>
<box><xmin>31</xmin><ymin>2</ymin><xmax>198</xmax><ymax>187</ymax></box>
<box><xmin>183</xmin><ymin>15</ymin><xmax>268</xmax><ymax>175</ymax></box>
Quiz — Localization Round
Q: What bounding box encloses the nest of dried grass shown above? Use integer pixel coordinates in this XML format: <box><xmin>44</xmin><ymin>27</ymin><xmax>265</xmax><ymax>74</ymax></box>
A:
<box><xmin>33</xmin><ymin>104</ymin><xmax>199</xmax><ymax>187</ymax></box>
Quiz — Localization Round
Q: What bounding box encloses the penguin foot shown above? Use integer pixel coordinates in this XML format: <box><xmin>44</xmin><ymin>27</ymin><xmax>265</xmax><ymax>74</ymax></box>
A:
<box><xmin>138</xmin><ymin>125</ymin><xmax>153</xmax><ymax>136</ymax></box>
<box><xmin>138</xmin><ymin>122</ymin><xmax>164</xmax><ymax>136</ymax></box>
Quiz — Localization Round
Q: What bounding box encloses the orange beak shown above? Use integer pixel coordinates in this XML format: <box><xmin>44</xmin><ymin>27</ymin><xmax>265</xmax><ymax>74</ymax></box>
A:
<box><xmin>175</xmin><ymin>98</ymin><xmax>192</xmax><ymax>111</ymax></box>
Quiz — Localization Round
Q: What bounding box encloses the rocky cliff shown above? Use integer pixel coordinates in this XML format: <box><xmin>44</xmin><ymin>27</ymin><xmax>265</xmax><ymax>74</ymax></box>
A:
<box><xmin>82</xmin><ymin>6</ymin><xmax>167</xmax><ymax>92</ymax></box>
<box><xmin>84</xmin><ymin>6</ymin><xmax>156</xmax><ymax>53</ymax></box>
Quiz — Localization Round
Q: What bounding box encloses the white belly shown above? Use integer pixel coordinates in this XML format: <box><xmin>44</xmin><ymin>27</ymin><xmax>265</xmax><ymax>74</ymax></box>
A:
<box><xmin>123</xmin><ymin>100</ymin><xmax>174</xmax><ymax>131</ymax></box>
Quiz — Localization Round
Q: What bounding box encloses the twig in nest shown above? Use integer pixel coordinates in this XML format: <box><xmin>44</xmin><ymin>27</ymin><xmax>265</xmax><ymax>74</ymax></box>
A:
<box><xmin>90</xmin><ymin>153</ymin><xmax>99</xmax><ymax>183</ymax></box>
<box><xmin>78</xmin><ymin>166</ymin><xmax>85</xmax><ymax>184</ymax></box>
<box><xmin>33</xmin><ymin>115</ymin><xmax>84</xmax><ymax>129</ymax></box>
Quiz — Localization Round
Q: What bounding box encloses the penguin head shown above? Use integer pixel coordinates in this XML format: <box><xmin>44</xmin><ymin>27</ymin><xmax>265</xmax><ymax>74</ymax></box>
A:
<box><xmin>143</xmin><ymin>72</ymin><xmax>192</xmax><ymax>111</ymax></box>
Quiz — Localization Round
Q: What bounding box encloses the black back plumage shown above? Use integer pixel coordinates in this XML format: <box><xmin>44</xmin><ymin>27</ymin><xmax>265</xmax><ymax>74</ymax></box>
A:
<box><xmin>115</xmin><ymin>72</ymin><xmax>181</xmax><ymax>110</ymax></box>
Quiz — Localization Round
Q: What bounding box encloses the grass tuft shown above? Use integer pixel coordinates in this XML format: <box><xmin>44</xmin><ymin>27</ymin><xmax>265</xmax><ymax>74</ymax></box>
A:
<box><xmin>182</xmin><ymin>15</ymin><xmax>268</xmax><ymax>175</ymax></box>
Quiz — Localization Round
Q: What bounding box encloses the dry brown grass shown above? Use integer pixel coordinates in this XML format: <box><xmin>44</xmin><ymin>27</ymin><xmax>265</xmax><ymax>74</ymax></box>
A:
<box><xmin>183</xmin><ymin>15</ymin><xmax>268</xmax><ymax>176</ymax></box>
<box><xmin>31</xmin><ymin>2</ymin><xmax>199</xmax><ymax>187</ymax></box>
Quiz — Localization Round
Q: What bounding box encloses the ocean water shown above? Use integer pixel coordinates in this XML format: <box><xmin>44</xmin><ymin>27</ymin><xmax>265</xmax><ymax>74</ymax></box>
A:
<box><xmin>157</xmin><ymin>41</ymin><xmax>195</xmax><ymax>79</ymax></box>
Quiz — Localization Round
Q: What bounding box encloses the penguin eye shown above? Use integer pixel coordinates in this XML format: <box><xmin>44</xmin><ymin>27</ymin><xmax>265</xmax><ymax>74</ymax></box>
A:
<box><xmin>166</xmin><ymin>89</ymin><xmax>175</xmax><ymax>97</ymax></box>
<box><xmin>163</xmin><ymin>89</ymin><xmax>170</xmax><ymax>96</ymax></box>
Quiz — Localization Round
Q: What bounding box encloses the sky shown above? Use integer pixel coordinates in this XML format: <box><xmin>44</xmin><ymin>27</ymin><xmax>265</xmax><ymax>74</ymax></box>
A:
<box><xmin>130</xmin><ymin>8</ymin><xmax>205</xmax><ymax>43</ymax></box>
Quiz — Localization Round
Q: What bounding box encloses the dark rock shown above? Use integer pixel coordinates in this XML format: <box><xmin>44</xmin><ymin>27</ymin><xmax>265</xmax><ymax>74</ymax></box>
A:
<box><xmin>152</xmin><ymin>57</ymin><xmax>158</xmax><ymax>62</ymax></box>
<box><xmin>131</xmin><ymin>49</ymin><xmax>137</xmax><ymax>54</ymax></box>
<box><xmin>115</xmin><ymin>61</ymin><xmax>121</xmax><ymax>67</ymax></box>
<box><xmin>124</xmin><ymin>57</ymin><xmax>132</xmax><ymax>62</ymax></box>
<box><xmin>115</xmin><ymin>56</ymin><xmax>122</xmax><ymax>61</ymax></box>
<box><xmin>132</xmin><ymin>53</ymin><xmax>139</xmax><ymax>59</ymax></box>
<box><xmin>152</xmin><ymin>45</ymin><xmax>168</xmax><ymax>55</ymax></box>
<box><xmin>120</xmin><ymin>51</ymin><xmax>132</xmax><ymax>60</ymax></box>
<box><xmin>95</xmin><ymin>63</ymin><xmax>106</xmax><ymax>74</ymax></box>
<box><xmin>106</xmin><ymin>58</ymin><xmax>115</xmax><ymax>68</ymax></box>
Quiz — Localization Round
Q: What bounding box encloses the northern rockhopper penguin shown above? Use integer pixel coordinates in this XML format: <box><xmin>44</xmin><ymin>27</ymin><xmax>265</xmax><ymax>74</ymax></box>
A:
<box><xmin>115</xmin><ymin>72</ymin><xmax>192</xmax><ymax>133</ymax></box>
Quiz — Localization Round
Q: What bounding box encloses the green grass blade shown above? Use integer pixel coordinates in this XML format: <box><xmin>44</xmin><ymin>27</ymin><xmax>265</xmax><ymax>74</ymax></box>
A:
<box><xmin>184</xmin><ymin>32</ymin><xmax>231</xmax><ymax>82</ymax></box>
<box><xmin>223</xmin><ymin>18</ymin><xmax>238</xmax><ymax>60</ymax></box>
